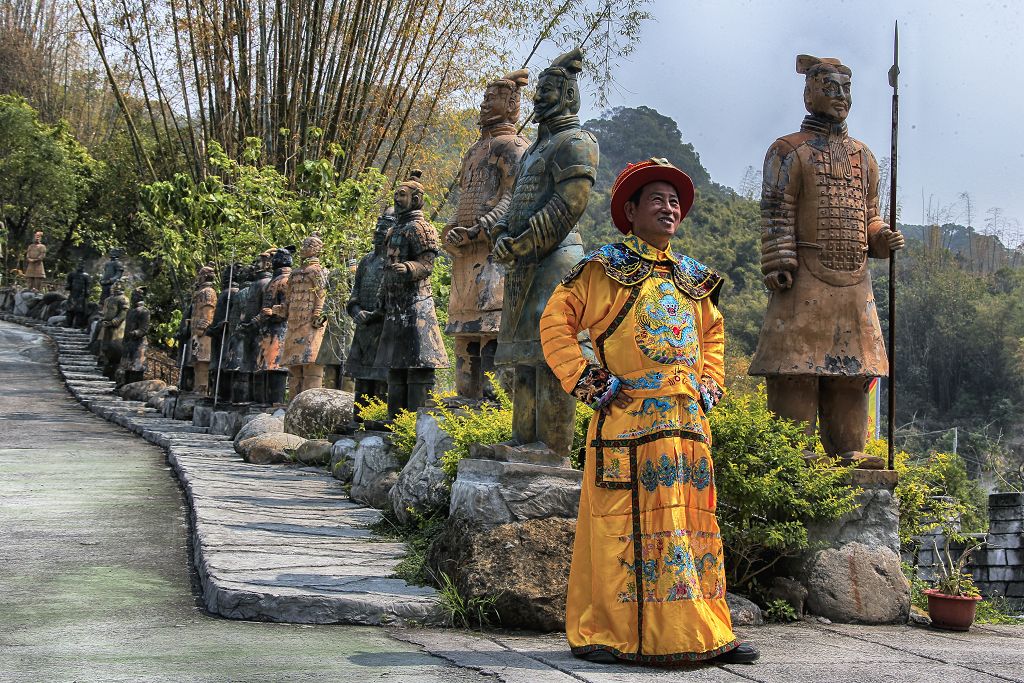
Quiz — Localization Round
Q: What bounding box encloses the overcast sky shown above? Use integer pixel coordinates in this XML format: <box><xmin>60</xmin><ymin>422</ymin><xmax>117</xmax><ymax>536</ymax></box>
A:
<box><xmin>558</xmin><ymin>0</ymin><xmax>1022</xmax><ymax>240</ymax></box>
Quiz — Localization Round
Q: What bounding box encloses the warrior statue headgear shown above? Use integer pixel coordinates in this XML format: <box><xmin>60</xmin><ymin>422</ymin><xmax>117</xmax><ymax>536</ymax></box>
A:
<box><xmin>486</xmin><ymin>69</ymin><xmax>529</xmax><ymax>124</ymax></box>
<box><xmin>397</xmin><ymin>170</ymin><xmax>425</xmax><ymax>211</ymax></box>
<box><xmin>538</xmin><ymin>48</ymin><xmax>584</xmax><ymax>116</ymax></box>
<box><xmin>301</xmin><ymin>232</ymin><xmax>324</xmax><ymax>256</ymax></box>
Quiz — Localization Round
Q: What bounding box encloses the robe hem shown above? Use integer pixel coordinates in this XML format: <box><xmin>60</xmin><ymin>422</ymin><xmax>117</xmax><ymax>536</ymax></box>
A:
<box><xmin>569</xmin><ymin>639</ymin><xmax>740</xmax><ymax>664</ymax></box>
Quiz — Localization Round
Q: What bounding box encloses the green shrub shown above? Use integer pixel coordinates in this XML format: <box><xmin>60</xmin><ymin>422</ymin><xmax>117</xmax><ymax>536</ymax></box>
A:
<box><xmin>710</xmin><ymin>390</ymin><xmax>860</xmax><ymax>593</ymax></box>
<box><xmin>355</xmin><ymin>395</ymin><xmax>388</xmax><ymax>423</ymax></box>
<box><xmin>571</xmin><ymin>402</ymin><xmax>594</xmax><ymax>470</ymax></box>
<box><xmin>388</xmin><ymin>408</ymin><xmax>419</xmax><ymax>466</ymax></box>
<box><xmin>763</xmin><ymin>598</ymin><xmax>800</xmax><ymax>623</ymax></box>
<box><xmin>431</xmin><ymin>378</ymin><xmax>513</xmax><ymax>478</ymax></box>
<box><xmin>893</xmin><ymin>446</ymin><xmax>989</xmax><ymax>546</ymax></box>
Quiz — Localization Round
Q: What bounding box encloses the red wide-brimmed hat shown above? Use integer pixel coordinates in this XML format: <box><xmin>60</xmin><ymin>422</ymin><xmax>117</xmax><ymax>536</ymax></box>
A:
<box><xmin>610</xmin><ymin>158</ymin><xmax>695</xmax><ymax>234</ymax></box>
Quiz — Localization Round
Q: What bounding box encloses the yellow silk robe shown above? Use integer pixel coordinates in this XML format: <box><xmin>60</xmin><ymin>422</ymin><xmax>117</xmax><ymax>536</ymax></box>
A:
<box><xmin>540</xmin><ymin>234</ymin><xmax>737</xmax><ymax>663</ymax></box>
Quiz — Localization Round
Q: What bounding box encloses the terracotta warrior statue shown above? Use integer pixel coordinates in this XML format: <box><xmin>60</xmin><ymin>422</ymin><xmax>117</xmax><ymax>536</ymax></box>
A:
<box><xmin>223</xmin><ymin>265</ymin><xmax>253</xmax><ymax>403</ymax></box>
<box><xmin>346</xmin><ymin>209</ymin><xmax>392</xmax><ymax>412</ymax></box>
<box><xmin>65</xmin><ymin>263</ymin><xmax>92</xmax><ymax>328</ymax></box>
<box><xmin>98</xmin><ymin>280</ymin><xmax>129</xmax><ymax>379</ymax></box>
<box><xmin>443</xmin><ymin>70</ymin><xmax>529</xmax><ymax>398</ymax></box>
<box><xmin>189</xmin><ymin>265</ymin><xmax>218</xmax><ymax>395</ymax></box>
<box><xmin>489</xmin><ymin>48</ymin><xmax>599</xmax><ymax>456</ymax></box>
<box><xmin>24</xmin><ymin>231</ymin><xmax>46</xmax><ymax>291</ymax></box>
<box><xmin>238</xmin><ymin>250</ymin><xmax>274</xmax><ymax>403</ymax></box>
<box><xmin>375</xmin><ymin>171</ymin><xmax>449</xmax><ymax>417</ymax></box>
<box><xmin>118</xmin><ymin>287</ymin><xmax>150</xmax><ymax>386</ymax></box>
<box><xmin>749</xmin><ymin>55</ymin><xmax>905</xmax><ymax>469</ymax></box>
<box><xmin>100</xmin><ymin>248</ymin><xmax>125</xmax><ymax>302</ymax></box>
<box><xmin>209</xmin><ymin>264</ymin><xmax>240</xmax><ymax>401</ymax></box>
<box><xmin>256</xmin><ymin>247</ymin><xmax>293</xmax><ymax>404</ymax></box>
<box><xmin>279</xmin><ymin>234</ymin><xmax>329</xmax><ymax>396</ymax></box>
<box><xmin>316</xmin><ymin>250</ymin><xmax>355</xmax><ymax>390</ymax></box>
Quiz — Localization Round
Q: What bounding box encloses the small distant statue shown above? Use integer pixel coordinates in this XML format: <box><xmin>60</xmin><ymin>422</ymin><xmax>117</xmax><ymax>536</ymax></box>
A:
<box><xmin>345</xmin><ymin>209</ymin><xmax>392</xmax><ymax>413</ymax></box>
<box><xmin>209</xmin><ymin>264</ymin><xmax>240</xmax><ymax>401</ymax></box>
<box><xmin>100</xmin><ymin>248</ymin><xmax>125</xmax><ymax>302</ymax></box>
<box><xmin>748</xmin><ymin>55</ymin><xmax>905</xmax><ymax>469</ymax></box>
<box><xmin>316</xmin><ymin>249</ymin><xmax>355</xmax><ymax>390</ymax></box>
<box><xmin>489</xmin><ymin>48</ymin><xmax>599</xmax><ymax>455</ymax></box>
<box><xmin>443</xmin><ymin>69</ymin><xmax>529</xmax><ymax>398</ymax></box>
<box><xmin>239</xmin><ymin>251</ymin><xmax>274</xmax><ymax>403</ymax></box>
<box><xmin>189</xmin><ymin>265</ymin><xmax>218</xmax><ymax>396</ymax></box>
<box><xmin>65</xmin><ymin>263</ymin><xmax>92</xmax><ymax>328</ymax></box>
<box><xmin>98</xmin><ymin>280</ymin><xmax>129</xmax><ymax>379</ymax></box>
<box><xmin>280</xmin><ymin>233</ymin><xmax>329</xmax><ymax>396</ymax></box>
<box><xmin>224</xmin><ymin>265</ymin><xmax>253</xmax><ymax>403</ymax></box>
<box><xmin>24</xmin><ymin>231</ymin><xmax>46</xmax><ymax>291</ymax></box>
<box><xmin>118</xmin><ymin>287</ymin><xmax>150</xmax><ymax>386</ymax></box>
<box><xmin>256</xmin><ymin>247</ymin><xmax>293</xmax><ymax>404</ymax></box>
<box><xmin>375</xmin><ymin>171</ymin><xmax>449</xmax><ymax>416</ymax></box>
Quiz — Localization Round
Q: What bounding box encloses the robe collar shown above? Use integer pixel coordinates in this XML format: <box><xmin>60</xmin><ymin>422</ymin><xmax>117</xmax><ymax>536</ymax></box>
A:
<box><xmin>623</xmin><ymin>234</ymin><xmax>679</xmax><ymax>264</ymax></box>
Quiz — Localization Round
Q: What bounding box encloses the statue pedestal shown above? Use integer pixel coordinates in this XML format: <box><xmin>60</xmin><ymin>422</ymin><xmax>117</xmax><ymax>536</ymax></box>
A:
<box><xmin>448</xmin><ymin>442</ymin><xmax>581</xmax><ymax>526</ymax></box>
<box><xmin>799</xmin><ymin>469</ymin><xmax>911</xmax><ymax>624</ymax></box>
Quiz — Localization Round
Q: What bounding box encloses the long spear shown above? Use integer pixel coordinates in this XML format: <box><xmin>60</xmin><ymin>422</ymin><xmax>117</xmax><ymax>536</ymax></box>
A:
<box><xmin>213</xmin><ymin>258</ymin><xmax>235</xmax><ymax>408</ymax></box>
<box><xmin>887</xmin><ymin>22</ymin><xmax>900</xmax><ymax>470</ymax></box>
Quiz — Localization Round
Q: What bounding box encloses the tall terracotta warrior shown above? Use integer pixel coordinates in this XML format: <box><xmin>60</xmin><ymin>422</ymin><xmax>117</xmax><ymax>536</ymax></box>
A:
<box><xmin>98</xmin><ymin>280</ymin><xmax>129</xmax><ymax>379</ymax></box>
<box><xmin>190</xmin><ymin>265</ymin><xmax>218</xmax><ymax>395</ymax></box>
<box><xmin>346</xmin><ymin>209</ymin><xmax>392</xmax><ymax>410</ymax></box>
<box><xmin>490</xmin><ymin>48</ymin><xmax>599</xmax><ymax>455</ymax></box>
<box><xmin>279</xmin><ymin>234</ymin><xmax>329</xmax><ymax>396</ymax></box>
<box><xmin>256</xmin><ymin>247</ymin><xmax>293</xmax><ymax>403</ymax></box>
<box><xmin>749</xmin><ymin>55</ymin><xmax>905</xmax><ymax>468</ymax></box>
<box><xmin>25</xmin><ymin>231</ymin><xmax>46</xmax><ymax>291</ymax></box>
<box><xmin>65</xmin><ymin>263</ymin><xmax>92</xmax><ymax>328</ymax></box>
<box><xmin>118</xmin><ymin>287</ymin><xmax>150</xmax><ymax>386</ymax></box>
<box><xmin>375</xmin><ymin>172</ymin><xmax>449</xmax><ymax>417</ymax></box>
<box><xmin>443</xmin><ymin>69</ymin><xmax>530</xmax><ymax>398</ymax></box>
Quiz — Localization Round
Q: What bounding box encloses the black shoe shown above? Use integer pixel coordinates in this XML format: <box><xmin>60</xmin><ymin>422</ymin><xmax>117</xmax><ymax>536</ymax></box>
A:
<box><xmin>575</xmin><ymin>649</ymin><xmax>619</xmax><ymax>664</ymax></box>
<box><xmin>712</xmin><ymin>642</ymin><xmax>760</xmax><ymax>664</ymax></box>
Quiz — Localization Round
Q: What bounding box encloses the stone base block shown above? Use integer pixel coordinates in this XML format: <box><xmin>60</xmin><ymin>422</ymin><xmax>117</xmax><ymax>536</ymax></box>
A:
<box><xmin>803</xmin><ymin>541</ymin><xmax>910</xmax><ymax>624</ymax></box>
<box><xmin>449</xmin><ymin>456</ymin><xmax>582</xmax><ymax>526</ymax></box>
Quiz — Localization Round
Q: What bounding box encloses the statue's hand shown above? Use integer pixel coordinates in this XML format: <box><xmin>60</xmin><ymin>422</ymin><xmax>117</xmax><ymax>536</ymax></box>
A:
<box><xmin>445</xmin><ymin>226</ymin><xmax>470</xmax><ymax>249</ymax></box>
<box><xmin>389</xmin><ymin>262</ymin><xmax>410</xmax><ymax>276</ymax></box>
<box><xmin>353</xmin><ymin>310</ymin><xmax>372</xmax><ymax>325</ymax></box>
<box><xmin>313</xmin><ymin>315</ymin><xmax>327</xmax><ymax>329</ymax></box>
<box><xmin>492</xmin><ymin>236</ymin><xmax>516</xmax><ymax>265</ymax></box>
<box><xmin>883</xmin><ymin>228</ymin><xmax>905</xmax><ymax>252</ymax></box>
<box><xmin>764</xmin><ymin>270</ymin><xmax>794</xmax><ymax>291</ymax></box>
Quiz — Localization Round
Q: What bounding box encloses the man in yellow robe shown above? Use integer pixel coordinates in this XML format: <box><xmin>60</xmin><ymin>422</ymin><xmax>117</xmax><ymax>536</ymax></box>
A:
<box><xmin>540</xmin><ymin>159</ymin><xmax>758</xmax><ymax>665</ymax></box>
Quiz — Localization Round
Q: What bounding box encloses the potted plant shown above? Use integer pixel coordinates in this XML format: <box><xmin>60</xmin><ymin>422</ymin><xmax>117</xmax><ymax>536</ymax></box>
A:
<box><xmin>923</xmin><ymin>538</ymin><xmax>983</xmax><ymax>631</ymax></box>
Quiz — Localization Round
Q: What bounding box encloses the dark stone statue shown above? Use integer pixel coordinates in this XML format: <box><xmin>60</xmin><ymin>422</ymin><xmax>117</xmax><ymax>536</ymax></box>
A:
<box><xmin>346</xmin><ymin>209</ymin><xmax>392</xmax><ymax>413</ymax></box>
<box><xmin>222</xmin><ymin>265</ymin><xmax>253</xmax><ymax>402</ymax></box>
<box><xmin>374</xmin><ymin>172</ymin><xmax>449</xmax><ymax>417</ymax></box>
<box><xmin>238</xmin><ymin>251</ymin><xmax>274</xmax><ymax>403</ymax></box>
<box><xmin>189</xmin><ymin>265</ymin><xmax>217</xmax><ymax>396</ymax></box>
<box><xmin>489</xmin><ymin>48</ymin><xmax>599</xmax><ymax>456</ymax></box>
<box><xmin>748</xmin><ymin>55</ymin><xmax>905</xmax><ymax>469</ymax></box>
<box><xmin>99</xmin><ymin>281</ymin><xmax>129</xmax><ymax>380</ymax></box>
<box><xmin>65</xmin><ymin>263</ymin><xmax>92</xmax><ymax>328</ymax></box>
<box><xmin>100</xmin><ymin>248</ymin><xmax>125</xmax><ymax>302</ymax></box>
<box><xmin>118</xmin><ymin>287</ymin><xmax>150</xmax><ymax>386</ymax></box>
<box><xmin>209</xmin><ymin>264</ymin><xmax>240</xmax><ymax>401</ymax></box>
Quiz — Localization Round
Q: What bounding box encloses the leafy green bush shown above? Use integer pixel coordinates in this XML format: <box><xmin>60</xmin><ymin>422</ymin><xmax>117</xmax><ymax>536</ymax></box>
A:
<box><xmin>763</xmin><ymin>599</ymin><xmax>800</xmax><ymax>623</ymax></box>
<box><xmin>571</xmin><ymin>402</ymin><xmax>594</xmax><ymax>470</ymax></box>
<box><xmin>710</xmin><ymin>390</ymin><xmax>860</xmax><ymax>593</ymax></box>
<box><xmin>388</xmin><ymin>408</ymin><xmax>419</xmax><ymax>466</ymax></box>
<box><xmin>430</xmin><ymin>377</ymin><xmax>513</xmax><ymax>478</ymax></box>
<box><xmin>355</xmin><ymin>395</ymin><xmax>389</xmax><ymax>423</ymax></box>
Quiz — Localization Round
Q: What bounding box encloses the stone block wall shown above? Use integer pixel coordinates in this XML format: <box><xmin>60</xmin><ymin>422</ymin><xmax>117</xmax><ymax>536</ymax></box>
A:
<box><xmin>972</xmin><ymin>493</ymin><xmax>1024</xmax><ymax>606</ymax></box>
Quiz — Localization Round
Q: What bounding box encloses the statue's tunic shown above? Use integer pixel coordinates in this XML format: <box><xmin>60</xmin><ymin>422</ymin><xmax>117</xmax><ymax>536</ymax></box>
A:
<box><xmin>120</xmin><ymin>303</ymin><xmax>150</xmax><ymax>373</ymax></box>
<box><xmin>25</xmin><ymin>243</ymin><xmax>46</xmax><ymax>278</ymax></box>
<box><xmin>374</xmin><ymin>210</ymin><xmax>449</xmax><ymax>370</ymax></box>
<box><xmin>256</xmin><ymin>268</ymin><xmax>291</xmax><ymax>371</ymax></box>
<box><xmin>189</xmin><ymin>284</ymin><xmax>217</xmax><ymax>364</ymax></box>
<box><xmin>345</xmin><ymin>251</ymin><xmax>387</xmax><ymax>381</ymax></box>
<box><xmin>540</xmin><ymin>235</ymin><xmax>735</xmax><ymax>662</ymax></box>
<box><xmin>99</xmin><ymin>293</ymin><xmax>129</xmax><ymax>353</ymax></box>
<box><xmin>442</xmin><ymin>123</ymin><xmax>527</xmax><ymax>334</ymax></box>
<box><xmin>280</xmin><ymin>258</ymin><xmax>328</xmax><ymax>366</ymax></box>
<box><xmin>242</xmin><ymin>269</ymin><xmax>272</xmax><ymax>372</ymax></box>
<box><xmin>494</xmin><ymin>116</ymin><xmax>599</xmax><ymax>365</ymax></box>
<box><xmin>750</xmin><ymin>116</ymin><xmax>892</xmax><ymax>378</ymax></box>
<box><xmin>316</xmin><ymin>266</ymin><xmax>353</xmax><ymax>368</ymax></box>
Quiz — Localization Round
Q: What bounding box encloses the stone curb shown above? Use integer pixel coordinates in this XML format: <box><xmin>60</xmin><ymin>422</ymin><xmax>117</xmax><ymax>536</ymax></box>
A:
<box><xmin>1</xmin><ymin>314</ymin><xmax>442</xmax><ymax>627</ymax></box>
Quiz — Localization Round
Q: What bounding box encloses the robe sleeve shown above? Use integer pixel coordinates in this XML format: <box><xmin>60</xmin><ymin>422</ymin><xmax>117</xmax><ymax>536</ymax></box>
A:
<box><xmin>540</xmin><ymin>262</ymin><xmax>618</xmax><ymax>409</ymax></box>
<box><xmin>698</xmin><ymin>299</ymin><xmax>726</xmax><ymax>412</ymax></box>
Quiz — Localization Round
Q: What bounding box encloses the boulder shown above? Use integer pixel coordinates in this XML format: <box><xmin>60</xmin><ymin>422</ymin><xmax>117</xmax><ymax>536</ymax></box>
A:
<box><xmin>233</xmin><ymin>414</ymin><xmax>285</xmax><ymax>454</ymax></box>
<box><xmin>726</xmin><ymin>593</ymin><xmax>764</xmax><ymax>626</ymax></box>
<box><xmin>120</xmin><ymin>379</ymin><xmax>168</xmax><ymax>402</ymax></box>
<box><xmin>13</xmin><ymin>291</ymin><xmax>41</xmax><ymax>316</ymax></box>
<box><xmin>448</xmin><ymin>456</ymin><xmax>582</xmax><ymax>525</ymax></box>
<box><xmin>329</xmin><ymin>438</ymin><xmax>358</xmax><ymax>483</ymax></box>
<box><xmin>427</xmin><ymin>516</ymin><xmax>575</xmax><ymax>631</ymax></box>
<box><xmin>349</xmin><ymin>435</ymin><xmax>400</xmax><ymax>509</ymax></box>
<box><xmin>283</xmin><ymin>388</ymin><xmax>354</xmax><ymax>438</ymax></box>
<box><xmin>238</xmin><ymin>432</ymin><xmax>307</xmax><ymax>465</ymax></box>
<box><xmin>147</xmin><ymin>386</ymin><xmax>175</xmax><ymax>411</ymax></box>
<box><xmin>388</xmin><ymin>412</ymin><xmax>453</xmax><ymax>525</ymax></box>
<box><xmin>294</xmin><ymin>439</ymin><xmax>332</xmax><ymax>465</ymax></box>
<box><xmin>808</xmin><ymin>488</ymin><xmax>901</xmax><ymax>553</ymax></box>
<box><xmin>802</xmin><ymin>541</ymin><xmax>910</xmax><ymax>624</ymax></box>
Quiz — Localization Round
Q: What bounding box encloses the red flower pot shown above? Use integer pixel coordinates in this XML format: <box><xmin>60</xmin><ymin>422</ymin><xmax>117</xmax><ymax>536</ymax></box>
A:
<box><xmin>923</xmin><ymin>589</ymin><xmax>982</xmax><ymax>631</ymax></box>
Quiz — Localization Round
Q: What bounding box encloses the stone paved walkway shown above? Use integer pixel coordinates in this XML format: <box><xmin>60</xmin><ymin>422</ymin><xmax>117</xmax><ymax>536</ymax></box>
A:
<box><xmin>1</xmin><ymin>314</ymin><xmax>440</xmax><ymax>628</ymax></box>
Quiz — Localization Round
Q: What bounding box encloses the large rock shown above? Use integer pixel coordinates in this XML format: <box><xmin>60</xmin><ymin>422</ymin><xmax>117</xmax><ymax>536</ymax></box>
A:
<box><xmin>349</xmin><ymin>435</ymin><xmax>400</xmax><ymax>509</ymax></box>
<box><xmin>802</xmin><ymin>541</ymin><xmax>910</xmax><ymax>624</ymax></box>
<box><xmin>294</xmin><ymin>439</ymin><xmax>332</xmax><ymax>465</ymax></box>
<box><xmin>13</xmin><ymin>291</ymin><xmax>41</xmax><ymax>316</ymax></box>
<box><xmin>329</xmin><ymin>438</ymin><xmax>358</xmax><ymax>483</ymax></box>
<box><xmin>808</xmin><ymin>488</ymin><xmax>900</xmax><ymax>553</ymax></box>
<box><xmin>726</xmin><ymin>592</ymin><xmax>764</xmax><ymax>626</ymax></box>
<box><xmin>449</xmin><ymin>456</ymin><xmax>582</xmax><ymax>525</ymax></box>
<box><xmin>147</xmin><ymin>386</ymin><xmax>176</xmax><ymax>411</ymax></box>
<box><xmin>283</xmin><ymin>388</ymin><xmax>354</xmax><ymax>439</ymax></box>
<box><xmin>120</xmin><ymin>379</ymin><xmax>168</xmax><ymax>402</ymax></box>
<box><xmin>238</xmin><ymin>432</ymin><xmax>307</xmax><ymax>465</ymax></box>
<box><xmin>427</xmin><ymin>516</ymin><xmax>575</xmax><ymax>631</ymax></box>
<box><xmin>388</xmin><ymin>412</ymin><xmax>453</xmax><ymax>525</ymax></box>
<box><xmin>233</xmin><ymin>414</ymin><xmax>285</xmax><ymax>454</ymax></box>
